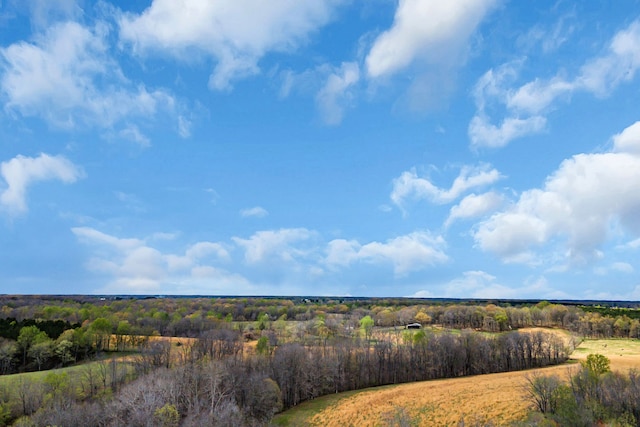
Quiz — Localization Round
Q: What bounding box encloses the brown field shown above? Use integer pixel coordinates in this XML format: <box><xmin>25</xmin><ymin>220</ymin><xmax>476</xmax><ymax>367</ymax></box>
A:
<box><xmin>276</xmin><ymin>330</ymin><xmax>640</xmax><ymax>427</ymax></box>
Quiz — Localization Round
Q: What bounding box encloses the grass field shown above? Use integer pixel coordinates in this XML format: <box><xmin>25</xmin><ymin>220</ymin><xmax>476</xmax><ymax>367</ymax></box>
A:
<box><xmin>273</xmin><ymin>331</ymin><xmax>640</xmax><ymax>427</ymax></box>
<box><xmin>0</xmin><ymin>352</ymin><xmax>137</xmax><ymax>400</ymax></box>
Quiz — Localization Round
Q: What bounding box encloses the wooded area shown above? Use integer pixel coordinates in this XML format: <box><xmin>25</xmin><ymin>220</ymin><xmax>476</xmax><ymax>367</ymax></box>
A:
<box><xmin>0</xmin><ymin>295</ymin><xmax>638</xmax><ymax>426</ymax></box>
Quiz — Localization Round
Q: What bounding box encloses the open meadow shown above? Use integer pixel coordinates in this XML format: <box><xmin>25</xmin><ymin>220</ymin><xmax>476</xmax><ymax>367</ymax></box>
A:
<box><xmin>273</xmin><ymin>333</ymin><xmax>640</xmax><ymax>427</ymax></box>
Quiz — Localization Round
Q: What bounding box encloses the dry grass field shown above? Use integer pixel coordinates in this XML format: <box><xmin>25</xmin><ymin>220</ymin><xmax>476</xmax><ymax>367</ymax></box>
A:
<box><xmin>274</xmin><ymin>330</ymin><xmax>640</xmax><ymax>427</ymax></box>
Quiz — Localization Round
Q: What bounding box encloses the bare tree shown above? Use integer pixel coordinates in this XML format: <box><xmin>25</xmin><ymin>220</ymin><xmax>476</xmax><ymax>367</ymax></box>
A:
<box><xmin>525</xmin><ymin>371</ymin><xmax>562</xmax><ymax>414</ymax></box>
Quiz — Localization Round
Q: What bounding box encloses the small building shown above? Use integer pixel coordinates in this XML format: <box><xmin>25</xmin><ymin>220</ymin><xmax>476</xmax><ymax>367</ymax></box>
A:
<box><xmin>406</xmin><ymin>323</ymin><xmax>422</xmax><ymax>329</ymax></box>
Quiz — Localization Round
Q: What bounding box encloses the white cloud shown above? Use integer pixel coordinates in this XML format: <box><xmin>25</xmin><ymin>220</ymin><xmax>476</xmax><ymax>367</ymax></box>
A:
<box><xmin>518</xmin><ymin>16</ymin><xmax>576</xmax><ymax>54</ymax></box>
<box><xmin>613</xmin><ymin>121</ymin><xmax>640</xmax><ymax>155</ymax></box>
<box><xmin>408</xmin><ymin>289</ymin><xmax>433</xmax><ymax>298</ymax></box>
<box><xmin>577</xmin><ymin>20</ymin><xmax>640</xmax><ymax>96</ymax></box>
<box><xmin>507</xmin><ymin>78</ymin><xmax>574</xmax><ymax>114</ymax></box>
<box><xmin>119</xmin><ymin>0</ymin><xmax>342</xmax><ymax>91</ymax></box>
<box><xmin>470</xmin><ymin>19</ymin><xmax>640</xmax><ymax>148</ymax></box>
<box><xmin>615</xmin><ymin>262</ymin><xmax>637</xmax><ymax>273</ymax></box>
<box><xmin>325</xmin><ymin>239</ymin><xmax>362</xmax><ymax>268</ymax></box>
<box><xmin>582</xmin><ymin>285</ymin><xmax>640</xmax><ymax>301</ymax></box>
<box><xmin>119</xmin><ymin>125</ymin><xmax>151</xmax><ymax>147</ymax></box>
<box><xmin>279</xmin><ymin>61</ymin><xmax>360</xmax><ymax>124</ymax></box>
<box><xmin>73</xmin><ymin>226</ymin><xmax>143</xmax><ymax>251</ymax></box>
<box><xmin>445</xmin><ymin>191</ymin><xmax>503</xmax><ymax>227</ymax></box>
<box><xmin>0</xmin><ymin>21</ymin><xmax>178</xmax><ymax>136</ymax></box>
<box><xmin>73</xmin><ymin>225</ymin><xmax>453</xmax><ymax>292</ymax></box>
<box><xmin>316</xmin><ymin>61</ymin><xmax>360</xmax><ymax>125</ymax></box>
<box><xmin>72</xmin><ymin>227</ymin><xmax>240</xmax><ymax>294</ymax></box>
<box><xmin>365</xmin><ymin>0</ymin><xmax>497</xmax><ymax>79</ymax></box>
<box><xmin>444</xmin><ymin>270</ymin><xmax>510</xmax><ymax>298</ymax></box>
<box><xmin>177</xmin><ymin>115</ymin><xmax>192</xmax><ymax>138</ymax></box>
<box><xmin>391</xmin><ymin>164</ymin><xmax>502</xmax><ymax>210</ymax></box>
<box><xmin>185</xmin><ymin>242</ymin><xmax>230</xmax><ymax>262</ymax></box>
<box><xmin>419</xmin><ymin>271</ymin><xmax>569</xmax><ymax>299</ymax></box>
<box><xmin>474</xmin><ymin>121</ymin><xmax>640</xmax><ymax>265</ymax></box>
<box><xmin>594</xmin><ymin>262</ymin><xmax>634</xmax><ymax>276</ymax></box>
<box><xmin>468</xmin><ymin>114</ymin><xmax>547</xmax><ymax>149</ymax></box>
<box><xmin>0</xmin><ymin>153</ymin><xmax>82</xmax><ymax>216</ymax></box>
<box><xmin>233</xmin><ymin>228</ymin><xmax>316</xmax><ymax>264</ymax></box>
<box><xmin>619</xmin><ymin>237</ymin><xmax>640</xmax><ymax>250</ymax></box>
<box><xmin>240</xmin><ymin>206</ymin><xmax>269</xmax><ymax>218</ymax></box>
<box><xmin>326</xmin><ymin>231</ymin><xmax>448</xmax><ymax>276</ymax></box>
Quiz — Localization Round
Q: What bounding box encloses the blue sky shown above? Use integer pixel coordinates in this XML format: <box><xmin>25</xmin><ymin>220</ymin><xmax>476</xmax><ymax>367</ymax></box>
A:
<box><xmin>1</xmin><ymin>0</ymin><xmax>640</xmax><ymax>299</ymax></box>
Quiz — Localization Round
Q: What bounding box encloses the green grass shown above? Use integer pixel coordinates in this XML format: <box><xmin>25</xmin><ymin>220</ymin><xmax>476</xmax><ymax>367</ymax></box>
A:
<box><xmin>572</xmin><ymin>337</ymin><xmax>640</xmax><ymax>357</ymax></box>
<box><xmin>0</xmin><ymin>353</ymin><xmax>135</xmax><ymax>392</ymax></box>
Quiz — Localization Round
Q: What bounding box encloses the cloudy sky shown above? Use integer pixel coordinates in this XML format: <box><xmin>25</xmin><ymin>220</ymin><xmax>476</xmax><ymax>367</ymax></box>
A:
<box><xmin>1</xmin><ymin>0</ymin><xmax>640</xmax><ymax>299</ymax></box>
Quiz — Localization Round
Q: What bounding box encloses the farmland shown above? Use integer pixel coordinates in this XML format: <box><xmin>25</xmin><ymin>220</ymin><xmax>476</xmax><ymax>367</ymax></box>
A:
<box><xmin>275</xmin><ymin>335</ymin><xmax>640</xmax><ymax>426</ymax></box>
<box><xmin>1</xmin><ymin>296</ymin><xmax>640</xmax><ymax>425</ymax></box>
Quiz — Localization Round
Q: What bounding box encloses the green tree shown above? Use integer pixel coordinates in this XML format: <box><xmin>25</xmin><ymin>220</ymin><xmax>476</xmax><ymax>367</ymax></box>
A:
<box><xmin>17</xmin><ymin>325</ymin><xmax>48</xmax><ymax>367</ymax></box>
<box><xmin>257</xmin><ymin>313</ymin><xmax>270</xmax><ymax>331</ymax></box>
<box><xmin>28</xmin><ymin>339</ymin><xmax>53</xmax><ymax>370</ymax></box>
<box><xmin>55</xmin><ymin>339</ymin><xmax>74</xmax><ymax>365</ymax></box>
<box><xmin>154</xmin><ymin>403</ymin><xmax>180</xmax><ymax>427</ymax></box>
<box><xmin>0</xmin><ymin>402</ymin><xmax>10</xmax><ymax>426</ymax></box>
<box><xmin>256</xmin><ymin>336</ymin><xmax>270</xmax><ymax>355</ymax></box>
<box><xmin>89</xmin><ymin>317</ymin><xmax>113</xmax><ymax>351</ymax></box>
<box><xmin>413</xmin><ymin>329</ymin><xmax>427</xmax><ymax>345</ymax></box>
<box><xmin>115</xmin><ymin>321</ymin><xmax>131</xmax><ymax>351</ymax></box>
<box><xmin>581</xmin><ymin>353</ymin><xmax>610</xmax><ymax>377</ymax></box>
<box><xmin>359</xmin><ymin>315</ymin><xmax>374</xmax><ymax>341</ymax></box>
<box><xmin>495</xmin><ymin>310</ymin><xmax>509</xmax><ymax>331</ymax></box>
<box><xmin>43</xmin><ymin>371</ymin><xmax>72</xmax><ymax>401</ymax></box>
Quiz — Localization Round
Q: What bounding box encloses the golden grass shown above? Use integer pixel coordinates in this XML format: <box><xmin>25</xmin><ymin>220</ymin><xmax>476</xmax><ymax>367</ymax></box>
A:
<box><xmin>572</xmin><ymin>337</ymin><xmax>640</xmax><ymax>371</ymax></box>
<box><xmin>276</xmin><ymin>330</ymin><xmax>640</xmax><ymax>427</ymax></box>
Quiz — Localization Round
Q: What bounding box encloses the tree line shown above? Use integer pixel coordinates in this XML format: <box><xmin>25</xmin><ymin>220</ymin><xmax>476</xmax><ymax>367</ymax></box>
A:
<box><xmin>7</xmin><ymin>326</ymin><xmax>570</xmax><ymax>426</ymax></box>
<box><xmin>2</xmin><ymin>296</ymin><xmax>640</xmax><ymax>339</ymax></box>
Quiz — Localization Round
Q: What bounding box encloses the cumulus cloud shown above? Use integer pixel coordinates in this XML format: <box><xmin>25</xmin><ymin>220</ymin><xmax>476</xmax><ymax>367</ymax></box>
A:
<box><xmin>0</xmin><ymin>21</ymin><xmax>178</xmax><ymax>135</ymax></box>
<box><xmin>391</xmin><ymin>164</ymin><xmax>502</xmax><ymax>210</ymax></box>
<box><xmin>0</xmin><ymin>153</ymin><xmax>82</xmax><ymax>216</ymax></box>
<box><xmin>72</xmin><ymin>224</ymin><xmax>455</xmax><ymax>293</ymax></box>
<box><xmin>119</xmin><ymin>0</ymin><xmax>342</xmax><ymax>91</ymax></box>
<box><xmin>365</xmin><ymin>0</ymin><xmax>497</xmax><ymax>78</ymax></box>
<box><xmin>470</xmin><ymin>19</ymin><xmax>640</xmax><ymax>148</ymax></box>
<box><xmin>431</xmin><ymin>271</ymin><xmax>569</xmax><ymax>299</ymax></box>
<box><xmin>444</xmin><ymin>270</ymin><xmax>510</xmax><ymax>298</ymax></box>
<box><xmin>364</xmin><ymin>0</ymin><xmax>496</xmax><ymax>111</ymax></box>
<box><xmin>613</xmin><ymin>121</ymin><xmax>640</xmax><ymax>154</ymax></box>
<box><xmin>239</xmin><ymin>206</ymin><xmax>269</xmax><ymax>218</ymax></box>
<box><xmin>72</xmin><ymin>227</ymin><xmax>241</xmax><ymax>294</ymax></box>
<box><xmin>445</xmin><ymin>191</ymin><xmax>503</xmax><ymax>227</ymax></box>
<box><xmin>326</xmin><ymin>231</ymin><xmax>448</xmax><ymax>276</ymax></box>
<box><xmin>474</xmin><ymin>121</ymin><xmax>640</xmax><ymax>265</ymax></box>
<box><xmin>233</xmin><ymin>228</ymin><xmax>317</xmax><ymax>264</ymax></box>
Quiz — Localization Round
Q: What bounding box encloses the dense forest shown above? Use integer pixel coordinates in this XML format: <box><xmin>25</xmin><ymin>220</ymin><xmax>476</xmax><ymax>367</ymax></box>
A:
<box><xmin>0</xmin><ymin>295</ymin><xmax>638</xmax><ymax>425</ymax></box>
